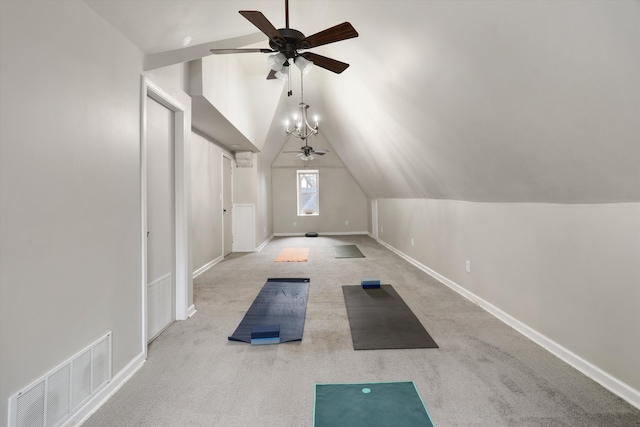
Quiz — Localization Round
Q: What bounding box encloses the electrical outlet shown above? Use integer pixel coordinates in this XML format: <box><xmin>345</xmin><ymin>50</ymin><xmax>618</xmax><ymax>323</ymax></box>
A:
<box><xmin>293</xmin><ymin>221</ymin><xmax>297</xmax><ymax>227</ymax></box>
<box><xmin>345</xmin><ymin>220</ymin><xmax>349</xmax><ymax>226</ymax></box>
<box><xmin>411</xmin><ymin>238</ymin><xmax>414</xmax><ymax>247</ymax></box>
<box><xmin>466</xmin><ymin>260</ymin><xmax>471</xmax><ymax>273</ymax></box>
<box><xmin>380</xmin><ymin>226</ymin><xmax>383</xmax><ymax>233</ymax></box>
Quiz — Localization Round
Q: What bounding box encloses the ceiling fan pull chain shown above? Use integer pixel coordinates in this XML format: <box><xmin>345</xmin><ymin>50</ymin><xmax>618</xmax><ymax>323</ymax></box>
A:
<box><xmin>300</xmin><ymin>67</ymin><xmax>304</xmax><ymax>103</ymax></box>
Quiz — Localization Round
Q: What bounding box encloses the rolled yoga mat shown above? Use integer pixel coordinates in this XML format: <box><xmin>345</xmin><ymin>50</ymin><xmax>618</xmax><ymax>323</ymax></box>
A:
<box><xmin>228</xmin><ymin>278</ymin><xmax>310</xmax><ymax>343</ymax></box>
<box><xmin>314</xmin><ymin>381</ymin><xmax>435</xmax><ymax>427</ymax></box>
<box><xmin>342</xmin><ymin>284</ymin><xmax>439</xmax><ymax>350</ymax></box>
<box><xmin>332</xmin><ymin>244</ymin><xmax>365</xmax><ymax>258</ymax></box>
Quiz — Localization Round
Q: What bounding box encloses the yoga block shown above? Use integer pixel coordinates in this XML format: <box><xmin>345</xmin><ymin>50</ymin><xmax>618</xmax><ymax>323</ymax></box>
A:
<box><xmin>251</xmin><ymin>337</ymin><xmax>281</xmax><ymax>345</ymax></box>
<box><xmin>251</xmin><ymin>325</ymin><xmax>280</xmax><ymax>339</ymax></box>
<box><xmin>361</xmin><ymin>278</ymin><xmax>381</xmax><ymax>289</ymax></box>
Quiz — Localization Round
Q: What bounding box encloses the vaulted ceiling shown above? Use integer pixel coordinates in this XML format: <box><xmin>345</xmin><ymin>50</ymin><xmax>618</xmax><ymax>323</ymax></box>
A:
<box><xmin>85</xmin><ymin>0</ymin><xmax>639</xmax><ymax>203</ymax></box>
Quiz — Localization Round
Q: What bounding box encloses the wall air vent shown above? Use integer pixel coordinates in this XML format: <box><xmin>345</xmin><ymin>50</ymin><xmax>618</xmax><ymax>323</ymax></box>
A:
<box><xmin>234</xmin><ymin>151</ymin><xmax>253</xmax><ymax>168</ymax></box>
<box><xmin>8</xmin><ymin>332</ymin><xmax>112</xmax><ymax>427</ymax></box>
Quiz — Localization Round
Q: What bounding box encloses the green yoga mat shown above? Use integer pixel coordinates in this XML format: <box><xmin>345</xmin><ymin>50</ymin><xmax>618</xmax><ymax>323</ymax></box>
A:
<box><xmin>332</xmin><ymin>244</ymin><xmax>365</xmax><ymax>258</ymax></box>
<box><xmin>314</xmin><ymin>381</ymin><xmax>435</xmax><ymax>427</ymax></box>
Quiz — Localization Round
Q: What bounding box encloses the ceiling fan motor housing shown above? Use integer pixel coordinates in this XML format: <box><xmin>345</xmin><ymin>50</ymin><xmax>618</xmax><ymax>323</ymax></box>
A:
<box><xmin>270</xmin><ymin>28</ymin><xmax>309</xmax><ymax>58</ymax></box>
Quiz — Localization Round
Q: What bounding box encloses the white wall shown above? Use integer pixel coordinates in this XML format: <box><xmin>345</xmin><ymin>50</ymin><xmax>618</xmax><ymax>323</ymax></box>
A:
<box><xmin>375</xmin><ymin>198</ymin><xmax>640</xmax><ymax>403</ymax></box>
<box><xmin>0</xmin><ymin>1</ymin><xmax>144</xmax><ymax>422</ymax></box>
<box><xmin>191</xmin><ymin>131</ymin><xmax>229</xmax><ymax>273</ymax></box>
<box><xmin>234</xmin><ymin>163</ymin><xmax>258</xmax><ymax>204</ymax></box>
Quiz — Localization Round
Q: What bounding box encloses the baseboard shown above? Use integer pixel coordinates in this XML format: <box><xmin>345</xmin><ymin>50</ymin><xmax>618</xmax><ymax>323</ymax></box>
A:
<box><xmin>192</xmin><ymin>256</ymin><xmax>223</xmax><ymax>279</ymax></box>
<box><xmin>273</xmin><ymin>231</ymin><xmax>369</xmax><ymax>237</ymax></box>
<box><xmin>256</xmin><ymin>234</ymin><xmax>274</xmax><ymax>252</ymax></box>
<box><xmin>69</xmin><ymin>351</ymin><xmax>146</xmax><ymax>426</ymax></box>
<box><xmin>376</xmin><ymin>237</ymin><xmax>640</xmax><ymax>410</ymax></box>
<box><xmin>187</xmin><ymin>304</ymin><xmax>197</xmax><ymax>318</ymax></box>
<box><xmin>319</xmin><ymin>231</ymin><xmax>369</xmax><ymax>236</ymax></box>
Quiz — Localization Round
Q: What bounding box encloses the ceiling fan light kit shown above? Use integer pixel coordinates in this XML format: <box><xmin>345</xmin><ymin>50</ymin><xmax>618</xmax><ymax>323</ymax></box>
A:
<box><xmin>274</xmin><ymin>63</ymin><xmax>290</xmax><ymax>81</ymax></box>
<box><xmin>267</xmin><ymin>52</ymin><xmax>287</xmax><ymax>71</ymax></box>
<box><xmin>294</xmin><ymin>56</ymin><xmax>313</xmax><ymax>75</ymax></box>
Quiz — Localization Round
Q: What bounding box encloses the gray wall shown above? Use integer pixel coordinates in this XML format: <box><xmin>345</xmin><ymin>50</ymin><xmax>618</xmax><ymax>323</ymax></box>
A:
<box><xmin>256</xmin><ymin>152</ymin><xmax>273</xmax><ymax>246</ymax></box>
<box><xmin>375</xmin><ymin>199</ymin><xmax>640</xmax><ymax>394</ymax></box>
<box><xmin>191</xmin><ymin>131</ymin><xmax>229</xmax><ymax>273</ymax></box>
<box><xmin>0</xmin><ymin>1</ymin><xmax>143</xmax><ymax>422</ymax></box>
<box><xmin>272</xmin><ymin>133</ymin><xmax>368</xmax><ymax>235</ymax></box>
<box><xmin>272</xmin><ymin>168</ymin><xmax>368</xmax><ymax>235</ymax></box>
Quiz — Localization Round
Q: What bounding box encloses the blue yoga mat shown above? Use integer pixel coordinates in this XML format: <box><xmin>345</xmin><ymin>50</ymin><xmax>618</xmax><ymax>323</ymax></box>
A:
<box><xmin>228</xmin><ymin>278</ymin><xmax>310</xmax><ymax>343</ymax></box>
<box><xmin>314</xmin><ymin>381</ymin><xmax>435</xmax><ymax>427</ymax></box>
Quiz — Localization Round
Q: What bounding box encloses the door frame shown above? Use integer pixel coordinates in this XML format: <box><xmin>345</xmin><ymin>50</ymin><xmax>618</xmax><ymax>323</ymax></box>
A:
<box><xmin>140</xmin><ymin>76</ymin><xmax>191</xmax><ymax>357</ymax></box>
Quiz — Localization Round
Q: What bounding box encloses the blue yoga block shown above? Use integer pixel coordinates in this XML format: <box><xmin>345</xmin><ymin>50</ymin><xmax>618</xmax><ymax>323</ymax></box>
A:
<box><xmin>251</xmin><ymin>337</ymin><xmax>281</xmax><ymax>345</ymax></box>
<box><xmin>361</xmin><ymin>278</ymin><xmax>381</xmax><ymax>289</ymax></box>
<box><xmin>251</xmin><ymin>325</ymin><xmax>280</xmax><ymax>339</ymax></box>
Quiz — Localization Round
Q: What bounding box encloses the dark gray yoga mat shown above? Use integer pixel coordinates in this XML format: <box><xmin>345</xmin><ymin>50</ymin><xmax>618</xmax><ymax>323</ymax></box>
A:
<box><xmin>228</xmin><ymin>278</ymin><xmax>310</xmax><ymax>343</ymax></box>
<box><xmin>342</xmin><ymin>285</ymin><xmax>439</xmax><ymax>350</ymax></box>
<box><xmin>332</xmin><ymin>244</ymin><xmax>365</xmax><ymax>258</ymax></box>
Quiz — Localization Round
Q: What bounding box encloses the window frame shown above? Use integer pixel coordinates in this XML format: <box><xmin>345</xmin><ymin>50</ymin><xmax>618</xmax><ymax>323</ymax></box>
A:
<box><xmin>296</xmin><ymin>169</ymin><xmax>319</xmax><ymax>216</ymax></box>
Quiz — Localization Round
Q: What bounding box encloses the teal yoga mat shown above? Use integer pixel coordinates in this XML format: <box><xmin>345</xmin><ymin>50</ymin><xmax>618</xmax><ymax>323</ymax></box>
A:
<box><xmin>314</xmin><ymin>381</ymin><xmax>435</xmax><ymax>427</ymax></box>
<box><xmin>332</xmin><ymin>244</ymin><xmax>365</xmax><ymax>258</ymax></box>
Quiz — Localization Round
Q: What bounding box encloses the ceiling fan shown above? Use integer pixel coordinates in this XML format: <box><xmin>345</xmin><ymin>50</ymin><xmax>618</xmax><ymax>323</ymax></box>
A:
<box><xmin>284</xmin><ymin>145</ymin><xmax>329</xmax><ymax>161</ymax></box>
<box><xmin>210</xmin><ymin>0</ymin><xmax>358</xmax><ymax>79</ymax></box>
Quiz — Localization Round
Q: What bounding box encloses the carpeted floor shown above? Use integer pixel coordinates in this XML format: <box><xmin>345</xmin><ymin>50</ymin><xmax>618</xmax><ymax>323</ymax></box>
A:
<box><xmin>85</xmin><ymin>235</ymin><xmax>640</xmax><ymax>427</ymax></box>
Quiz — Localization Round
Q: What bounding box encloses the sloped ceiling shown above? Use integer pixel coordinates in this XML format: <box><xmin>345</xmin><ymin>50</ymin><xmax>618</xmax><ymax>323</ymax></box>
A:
<box><xmin>85</xmin><ymin>0</ymin><xmax>639</xmax><ymax>203</ymax></box>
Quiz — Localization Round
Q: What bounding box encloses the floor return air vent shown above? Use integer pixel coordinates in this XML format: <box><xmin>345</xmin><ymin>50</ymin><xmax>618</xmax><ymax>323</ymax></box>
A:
<box><xmin>8</xmin><ymin>332</ymin><xmax>112</xmax><ymax>427</ymax></box>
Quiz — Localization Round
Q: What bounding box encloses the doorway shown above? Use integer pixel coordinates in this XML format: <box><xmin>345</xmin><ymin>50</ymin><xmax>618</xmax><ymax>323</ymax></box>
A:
<box><xmin>141</xmin><ymin>77</ymin><xmax>191</xmax><ymax>354</ymax></box>
<box><xmin>145</xmin><ymin>95</ymin><xmax>175</xmax><ymax>342</ymax></box>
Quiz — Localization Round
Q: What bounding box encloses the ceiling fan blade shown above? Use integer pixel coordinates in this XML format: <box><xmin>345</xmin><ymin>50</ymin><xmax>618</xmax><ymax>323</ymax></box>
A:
<box><xmin>298</xmin><ymin>22</ymin><xmax>358</xmax><ymax>49</ymax></box>
<box><xmin>210</xmin><ymin>48</ymin><xmax>274</xmax><ymax>55</ymax></box>
<box><xmin>302</xmin><ymin>52</ymin><xmax>349</xmax><ymax>74</ymax></box>
<box><xmin>283</xmin><ymin>150</ymin><xmax>302</xmax><ymax>153</ymax></box>
<box><xmin>313</xmin><ymin>149</ymin><xmax>329</xmax><ymax>155</ymax></box>
<box><xmin>267</xmin><ymin>69</ymin><xmax>278</xmax><ymax>80</ymax></box>
<box><xmin>239</xmin><ymin>11</ymin><xmax>286</xmax><ymax>47</ymax></box>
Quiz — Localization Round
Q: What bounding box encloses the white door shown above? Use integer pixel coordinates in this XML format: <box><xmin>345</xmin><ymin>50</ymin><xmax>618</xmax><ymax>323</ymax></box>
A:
<box><xmin>223</xmin><ymin>156</ymin><xmax>232</xmax><ymax>257</ymax></box>
<box><xmin>146</xmin><ymin>95</ymin><xmax>175</xmax><ymax>342</ymax></box>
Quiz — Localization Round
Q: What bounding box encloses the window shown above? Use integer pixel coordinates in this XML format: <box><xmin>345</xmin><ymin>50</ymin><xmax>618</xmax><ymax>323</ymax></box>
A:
<box><xmin>297</xmin><ymin>170</ymin><xmax>319</xmax><ymax>215</ymax></box>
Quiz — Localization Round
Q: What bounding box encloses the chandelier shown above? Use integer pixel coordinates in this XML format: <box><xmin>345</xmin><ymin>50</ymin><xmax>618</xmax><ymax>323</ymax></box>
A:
<box><xmin>284</xmin><ymin>62</ymin><xmax>318</xmax><ymax>141</ymax></box>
